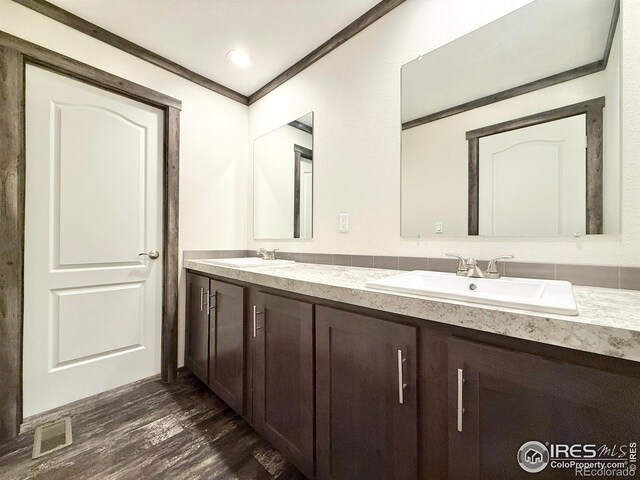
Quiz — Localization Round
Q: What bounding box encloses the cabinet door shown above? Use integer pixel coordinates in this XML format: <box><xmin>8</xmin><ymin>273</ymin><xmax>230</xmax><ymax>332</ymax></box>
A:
<box><xmin>449</xmin><ymin>337</ymin><xmax>640</xmax><ymax>480</ymax></box>
<box><xmin>316</xmin><ymin>306</ymin><xmax>418</xmax><ymax>480</ymax></box>
<box><xmin>185</xmin><ymin>273</ymin><xmax>209</xmax><ymax>383</ymax></box>
<box><xmin>208</xmin><ymin>279</ymin><xmax>245</xmax><ymax>414</ymax></box>
<box><xmin>253</xmin><ymin>292</ymin><xmax>315</xmax><ymax>479</ymax></box>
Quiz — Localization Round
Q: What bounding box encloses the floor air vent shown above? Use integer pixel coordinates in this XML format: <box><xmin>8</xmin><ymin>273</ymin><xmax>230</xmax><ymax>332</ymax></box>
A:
<box><xmin>32</xmin><ymin>417</ymin><xmax>73</xmax><ymax>459</ymax></box>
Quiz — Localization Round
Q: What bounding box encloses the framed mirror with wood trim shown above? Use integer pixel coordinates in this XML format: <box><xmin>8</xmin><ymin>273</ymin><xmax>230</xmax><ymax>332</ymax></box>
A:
<box><xmin>400</xmin><ymin>0</ymin><xmax>621</xmax><ymax>237</ymax></box>
<box><xmin>253</xmin><ymin>113</ymin><xmax>314</xmax><ymax>239</ymax></box>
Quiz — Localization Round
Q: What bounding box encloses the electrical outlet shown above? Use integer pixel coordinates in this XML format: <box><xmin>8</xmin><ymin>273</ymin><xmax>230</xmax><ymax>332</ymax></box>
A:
<box><xmin>435</xmin><ymin>222</ymin><xmax>443</xmax><ymax>234</ymax></box>
<box><xmin>339</xmin><ymin>213</ymin><xmax>349</xmax><ymax>233</ymax></box>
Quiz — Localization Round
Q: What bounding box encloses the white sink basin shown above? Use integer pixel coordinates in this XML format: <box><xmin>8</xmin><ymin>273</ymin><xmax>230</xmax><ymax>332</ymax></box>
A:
<box><xmin>199</xmin><ymin>257</ymin><xmax>295</xmax><ymax>268</ymax></box>
<box><xmin>365</xmin><ymin>270</ymin><xmax>578</xmax><ymax>315</ymax></box>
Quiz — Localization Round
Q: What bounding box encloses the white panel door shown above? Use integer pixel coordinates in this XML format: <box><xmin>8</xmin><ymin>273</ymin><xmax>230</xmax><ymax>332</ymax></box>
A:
<box><xmin>23</xmin><ymin>65</ymin><xmax>164</xmax><ymax>417</ymax></box>
<box><xmin>479</xmin><ymin>115</ymin><xmax>586</xmax><ymax>236</ymax></box>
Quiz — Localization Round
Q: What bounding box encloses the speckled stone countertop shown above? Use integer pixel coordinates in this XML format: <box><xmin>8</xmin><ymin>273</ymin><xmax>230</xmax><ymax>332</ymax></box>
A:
<box><xmin>184</xmin><ymin>260</ymin><xmax>640</xmax><ymax>363</ymax></box>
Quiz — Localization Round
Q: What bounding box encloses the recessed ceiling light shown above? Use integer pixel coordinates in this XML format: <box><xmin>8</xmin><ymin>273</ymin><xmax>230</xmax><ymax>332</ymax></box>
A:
<box><xmin>227</xmin><ymin>49</ymin><xmax>252</xmax><ymax>68</ymax></box>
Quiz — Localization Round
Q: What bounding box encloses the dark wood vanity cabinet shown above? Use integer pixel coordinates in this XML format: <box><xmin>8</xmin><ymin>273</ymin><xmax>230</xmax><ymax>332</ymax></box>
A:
<box><xmin>185</xmin><ymin>272</ymin><xmax>210</xmax><ymax>383</ymax></box>
<box><xmin>252</xmin><ymin>291</ymin><xmax>315</xmax><ymax>479</ymax></box>
<box><xmin>315</xmin><ymin>306</ymin><xmax>418</xmax><ymax>480</ymax></box>
<box><xmin>448</xmin><ymin>337</ymin><xmax>640</xmax><ymax>480</ymax></box>
<box><xmin>186</xmin><ymin>269</ymin><xmax>640</xmax><ymax>480</ymax></box>
<box><xmin>185</xmin><ymin>273</ymin><xmax>245</xmax><ymax>414</ymax></box>
<box><xmin>207</xmin><ymin>279</ymin><xmax>245</xmax><ymax>414</ymax></box>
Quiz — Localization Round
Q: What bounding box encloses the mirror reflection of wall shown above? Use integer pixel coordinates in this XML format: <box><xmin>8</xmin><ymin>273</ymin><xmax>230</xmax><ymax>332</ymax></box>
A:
<box><xmin>254</xmin><ymin>112</ymin><xmax>314</xmax><ymax>239</ymax></box>
<box><xmin>401</xmin><ymin>0</ymin><xmax>620</xmax><ymax>238</ymax></box>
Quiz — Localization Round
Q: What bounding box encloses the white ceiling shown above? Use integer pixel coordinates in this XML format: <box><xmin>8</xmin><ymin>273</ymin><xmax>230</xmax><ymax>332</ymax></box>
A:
<box><xmin>47</xmin><ymin>0</ymin><xmax>382</xmax><ymax>96</ymax></box>
<box><xmin>402</xmin><ymin>0</ymin><xmax>618</xmax><ymax>123</ymax></box>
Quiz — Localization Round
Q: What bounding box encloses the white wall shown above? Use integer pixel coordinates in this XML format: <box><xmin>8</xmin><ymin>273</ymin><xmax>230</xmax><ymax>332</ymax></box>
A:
<box><xmin>254</xmin><ymin>125</ymin><xmax>312</xmax><ymax>239</ymax></box>
<box><xmin>0</xmin><ymin>0</ymin><xmax>250</xmax><ymax>367</ymax></box>
<box><xmin>248</xmin><ymin>0</ymin><xmax>640</xmax><ymax>267</ymax></box>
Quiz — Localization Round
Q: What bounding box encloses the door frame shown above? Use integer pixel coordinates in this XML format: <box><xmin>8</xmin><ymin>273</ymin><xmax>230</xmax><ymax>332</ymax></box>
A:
<box><xmin>0</xmin><ymin>30</ymin><xmax>181</xmax><ymax>442</ymax></box>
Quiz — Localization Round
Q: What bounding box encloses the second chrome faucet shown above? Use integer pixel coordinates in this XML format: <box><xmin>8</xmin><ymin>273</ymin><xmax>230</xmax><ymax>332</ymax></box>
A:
<box><xmin>446</xmin><ymin>253</ymin><xmax>514</xmax><ymax>279</ymax></box>
<box><xmin>257</xmin><ymin>248</ymin><xmax>279</xmax><ymax>260</ymax></box>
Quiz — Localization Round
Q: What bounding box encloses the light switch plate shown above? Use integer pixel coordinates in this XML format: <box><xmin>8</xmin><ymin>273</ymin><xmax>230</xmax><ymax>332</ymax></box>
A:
<box><xmin>435</xmin><ymin>222</ymin><xmax>443</xmax><ymax>234</ymax></box>
<box><xmin>339</xmin><ymin>213</ymin><xmax>349</xmax><ymax>233</ymax></box>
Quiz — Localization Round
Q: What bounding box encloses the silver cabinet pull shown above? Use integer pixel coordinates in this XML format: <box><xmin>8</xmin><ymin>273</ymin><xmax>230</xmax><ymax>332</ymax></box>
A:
<box><xmin>208</xmin><ymin>290</ymin><xmax>217</xmax><ymax>311</ymax></box>
<box><xmin>199</xmin><ymin>287</ymin><xmax>204</xmax><ymax>312</ymax></box>
<box><xmin>138</xmin><ymin>250</ymin><xmax>160</xmax><ymax>260</ymax></box>
<box><xmin>204</xmin><ymin>290</ymin><xmax>209</xmax><ymax>312</ymax></box>
<box><xmin>397</xmin><ymin>349</ymin><xmax>407</xmax><ymax>404</ymax></box>
<box><xmin>457</xmin><ymin>368</ymin><xmax>464</xmax><ymax>432</ymax></box>
<box><xmin>253</xmin><ymin>305</ymin><xmax>263</xmax><ymax>338</ymax></box>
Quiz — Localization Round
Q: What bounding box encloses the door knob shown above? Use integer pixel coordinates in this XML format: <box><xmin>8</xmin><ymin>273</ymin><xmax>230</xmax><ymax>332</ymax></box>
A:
<box><xmin>139</xmin><ymin>250</ymin><xmax>160</xmax><ymax>260</ymax></box>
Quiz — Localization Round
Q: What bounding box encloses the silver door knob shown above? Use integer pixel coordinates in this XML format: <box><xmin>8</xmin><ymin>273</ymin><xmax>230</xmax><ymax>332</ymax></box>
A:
<box><xmin>139</xmin><ymin>250</ymin><xmax>160</xmax><ymax>260</ymax></box>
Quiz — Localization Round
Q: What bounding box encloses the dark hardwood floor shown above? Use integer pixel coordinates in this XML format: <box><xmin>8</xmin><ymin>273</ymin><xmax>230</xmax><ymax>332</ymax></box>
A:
<box><xmin>0</xmin><ymin>371</ymin><xmax>305</xmax><ymax>480</ymax></box>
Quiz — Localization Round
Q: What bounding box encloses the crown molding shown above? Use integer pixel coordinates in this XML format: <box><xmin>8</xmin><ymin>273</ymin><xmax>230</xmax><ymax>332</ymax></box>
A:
<box><xmin>247</xmin><ymin>0</ymin><xmax>405</xmax><ymax>105</ymax></box>
<box><xmin>12</xmin><ymin>0</ymin><xmax>249</xmax><ymax>104</ymax></box>
<box><xmin>12</xmin><ymin>0</ymin><xmax>405</xmax><ymax>106</ymax></box>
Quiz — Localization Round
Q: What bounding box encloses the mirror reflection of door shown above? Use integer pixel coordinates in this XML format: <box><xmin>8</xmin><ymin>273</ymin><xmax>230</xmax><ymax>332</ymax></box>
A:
<box><xmin>294</xmin><ymin>145</ymin><xmax>313</xmax><ymax>239</ymax></box>
<box><xmin>253</xmin><ymin>112</ymin><xmax>314</xmax><ymax>240</ymax></box>
<box><xmin>478</xmin><ymin>115</ymin><xmax>586</xmax><ymax>236</ymax></box>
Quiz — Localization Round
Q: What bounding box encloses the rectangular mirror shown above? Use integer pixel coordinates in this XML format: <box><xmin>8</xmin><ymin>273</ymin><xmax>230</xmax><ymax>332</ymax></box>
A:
<box><xmin>254</xmin><ymin>112</ymin><xmax>314</xmax><ymax>239</ymax></box>
<box><xmin>401</xmin><ymin>0</ymin><xmax>620</xmax><ymax>237</ymax></box>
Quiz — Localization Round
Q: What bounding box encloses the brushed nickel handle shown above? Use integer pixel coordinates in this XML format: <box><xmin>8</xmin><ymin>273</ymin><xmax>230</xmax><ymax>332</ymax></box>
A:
<box><xmin>206</xmin><ymin>290</ymin><xmax>214</xmax><ymax>312</ymax></box>
<box><xmin>204</xmin><ymin>290</ymin><xmax>209</xmax><ymax>312</ymax></box>
<box><xmin>397</xmin><ymin>350</ymin><xmax>407</xmax><ymax>404</ymax></box>
<box><xmin>486</xmin><ymin>255</ymin><xmax>514</xmax><ymax>278</ymax></box>
<box><xmin>139</xmin><ymin>250</ymin><xmax>160</xmax><ymax>260</ymax></box>
<box><xmin>253</xmin><ymin>305</ymin><xmax>263</xmax><ymax>338</ymax></box>
<box><xmin>208</xmin><ymin>290</ymin><xmax>217</xmax><ymax>311</ymax></box>
<box><xmin>457</xmin><ymin>368</ymin><xmax>464</xmax><ymax>432</ymax></box>
<box><xmin>446</xmin><ymin>253</ymin><xmax>468</xmax><ymax>276</ymax></box>
<box><xmin>200</xmin><ymin>287</ymin><xmax>204</xmax><ymax>312</ymax></box>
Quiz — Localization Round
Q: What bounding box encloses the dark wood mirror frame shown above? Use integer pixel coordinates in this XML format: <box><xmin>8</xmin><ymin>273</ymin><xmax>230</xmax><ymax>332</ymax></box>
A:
<box><xmin>0</xmin><ymin>30</ymin><xmax>181</xmax><ymax>443</ymax></box>
<box><xmin>466</xmin><ymin>97</ymin><xmax>605</xmax><ymax>236</ymax></box>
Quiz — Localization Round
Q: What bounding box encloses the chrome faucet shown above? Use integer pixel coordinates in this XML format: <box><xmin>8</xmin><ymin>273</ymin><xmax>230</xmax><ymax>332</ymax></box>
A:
<box><xmin>446</xmin><ymin>253</ymin><xmax>514</xmax><ymax>279</ymax></box>
<box><xmin>257</xmin><ymin>248</ymin><xmax>278</xmax><ymax>260</ymax></box>
<box><xmin>465</xmin><ymin>258</ymin><xmax>485</xmax><ymax>278</ymax></box>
